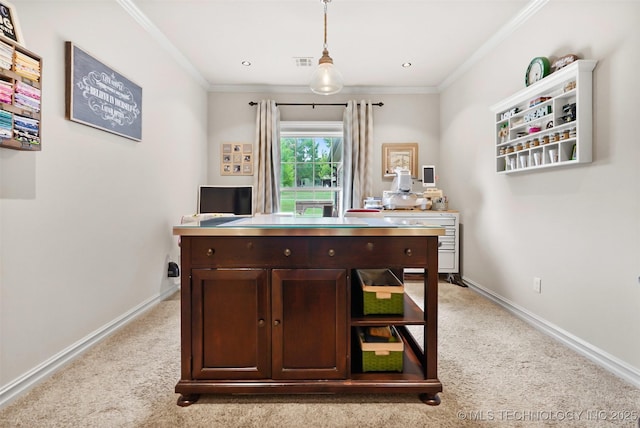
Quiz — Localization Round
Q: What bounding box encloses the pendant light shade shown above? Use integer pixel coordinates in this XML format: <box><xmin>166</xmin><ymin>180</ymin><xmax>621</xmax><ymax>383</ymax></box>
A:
<box><xmin>310</xmin><ymin>0</ymin><xmax>343</xmax><ymax>95</ymax></box>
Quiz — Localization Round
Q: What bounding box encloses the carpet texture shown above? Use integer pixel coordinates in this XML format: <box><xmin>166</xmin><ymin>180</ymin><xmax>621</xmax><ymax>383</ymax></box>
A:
<box><xmin>1</xmin><ymin>282</ymin><xmax>639</xmax><ymax>427</ymax></box>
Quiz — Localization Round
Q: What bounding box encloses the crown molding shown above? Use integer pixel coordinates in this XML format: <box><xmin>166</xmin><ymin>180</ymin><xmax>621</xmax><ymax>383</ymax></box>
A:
<box><xmin>114</xmin><ymin>0</ymin><xmax>209</xmax><ymax>88</ymax></box>
<box><xmin>438</xmin><ymin>0</ymin><xmax>550</xmax><ymax>91</ymax></box>
<box><xmin>208</xmin><ymin>84</ymin><xmax>439</xmax><ymax>95</ymax></box>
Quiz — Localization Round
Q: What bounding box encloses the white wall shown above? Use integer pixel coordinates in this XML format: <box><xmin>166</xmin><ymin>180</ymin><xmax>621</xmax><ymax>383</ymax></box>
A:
<box><xmin>0</xmin><ymin>1</ymin><xmax>207</xmax><ymax>390</ymax></box>
<box><xmin>208</xmin><ymin>92</ymin><xmax>440</xmax><ymax>199</ymax></box>
<box><xmin>440</xmin><ymin>1</ymin><xmax>640</xmax><ymax>371</ymax></box>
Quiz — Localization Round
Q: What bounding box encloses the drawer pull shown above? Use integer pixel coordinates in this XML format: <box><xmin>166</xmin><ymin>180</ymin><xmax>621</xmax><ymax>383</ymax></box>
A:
<box><xmin>405</xmin><ymin>248</ymin><xmax>413</xmax><ymax>256</ymax></box>
<box><xmin>366</xmin><ymin>242</ymin><xmax>374</xmax><ymax>251</ymax></box>
<box><xmin>283</xmin><ymin>248</ymin><xmax>292</xmax><ymax>257</ymax></box>
<box><xmin>274</xmin><ymin>320</ymin><xmax>281</xmax><ymax>326</ymax></box>
<box><xmin>206</xmin><ymin>248</ymin><xmax>214</xmax><ymax>257</ymax></box>
<box><xmin>328</xmin><ymin>249</ymin><xmax>335</xmax><ymax>257</ymax></box>
<box><xmin>258</xmin><ymin>319</ymin><xmax>265</xmax><ymax>327</ymax></box>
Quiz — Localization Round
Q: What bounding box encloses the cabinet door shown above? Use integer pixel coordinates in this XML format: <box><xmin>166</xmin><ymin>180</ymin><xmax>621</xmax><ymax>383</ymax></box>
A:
<box><xmin>191</xmin><ymin>269</ymin><xmax>270</xmax><ymax>380</ymax></box>
<box><xmin>271</xmin><ymin>269</ymin><xmax>347</xmax><ymax>380</ymax></box>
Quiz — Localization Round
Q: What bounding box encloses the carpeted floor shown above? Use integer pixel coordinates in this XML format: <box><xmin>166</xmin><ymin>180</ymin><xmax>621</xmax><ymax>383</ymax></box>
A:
<box><xmin>1</xmin><ymin>282</ymin><xmax>639</xmax><ymax>427</ymax></box>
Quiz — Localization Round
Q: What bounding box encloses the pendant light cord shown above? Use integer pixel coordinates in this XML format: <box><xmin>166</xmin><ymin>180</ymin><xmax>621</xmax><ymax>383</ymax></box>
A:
<box><xmin>323</xmin><ymin>0</ymin><xmax>328</xmax><ymax>50</ymax></box>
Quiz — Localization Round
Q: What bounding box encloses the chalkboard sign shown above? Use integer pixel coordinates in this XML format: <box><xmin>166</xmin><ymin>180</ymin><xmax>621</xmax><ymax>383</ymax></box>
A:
<box><xmin>65</xmin><ymin>42</ymin><xmax>142</xmax><ymax>141</ymax></box>
<box><xmin>0</xmin><ymin>1</ymin><xmax>23</xmax><ymax>44</ymax></box>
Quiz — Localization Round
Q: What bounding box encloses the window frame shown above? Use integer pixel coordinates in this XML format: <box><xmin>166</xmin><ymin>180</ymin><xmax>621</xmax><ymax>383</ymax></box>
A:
<box><xmin>279</xmin><ymin>121</ymin><xmax>344</xmax><ymax>215</ymax></box>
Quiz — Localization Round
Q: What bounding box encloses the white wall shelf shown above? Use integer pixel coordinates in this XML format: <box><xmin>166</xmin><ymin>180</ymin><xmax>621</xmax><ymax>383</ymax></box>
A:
<box><xmin>491</xmin><ymin>60</ymin><xmax>597</xmax><ymax>174</ymax></box>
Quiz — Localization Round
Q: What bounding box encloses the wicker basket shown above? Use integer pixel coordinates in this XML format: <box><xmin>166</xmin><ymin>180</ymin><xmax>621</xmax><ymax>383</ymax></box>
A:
<box><xmin>356</xmin><ymin>269</ymin><xmax>404</xmax><ymax>315</ymax></box>
<box><xmin>357</xmin><ymin>326</ymin><xmax>404</xmax><ymax>372</ymax></box>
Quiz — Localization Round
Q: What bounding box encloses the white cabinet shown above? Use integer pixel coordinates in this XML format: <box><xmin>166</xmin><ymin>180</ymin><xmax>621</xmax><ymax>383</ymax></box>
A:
<box><xmin>382</xmin><ymin>211</ymin><xmax>460</xmax><ymax>275</ymax></box>
<box><xmin>491</xmin><ymin>60</ymin><xmax>597</xmax><ymax>174</ymax></box>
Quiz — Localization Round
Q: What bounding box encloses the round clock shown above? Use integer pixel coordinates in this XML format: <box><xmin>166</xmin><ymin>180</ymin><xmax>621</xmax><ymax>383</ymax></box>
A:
<box><xmin>525</xmin><ymin>57</ymin><xmax>551</xmax><ymax>86</ymax></box>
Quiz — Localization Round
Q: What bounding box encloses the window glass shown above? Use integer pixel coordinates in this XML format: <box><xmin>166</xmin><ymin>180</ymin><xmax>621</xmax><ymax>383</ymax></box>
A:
<box><xmin>280</xmin><ymin>122</ymin><xmax>343</xmax><ymax>216</ymax></box>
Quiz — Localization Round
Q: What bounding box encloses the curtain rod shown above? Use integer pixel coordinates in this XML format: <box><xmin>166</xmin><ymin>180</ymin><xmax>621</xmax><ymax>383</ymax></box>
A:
<box><xmin>248</xmin><ymin>101</ymin><xmax>383</xmax><ymax>108</ymax></box>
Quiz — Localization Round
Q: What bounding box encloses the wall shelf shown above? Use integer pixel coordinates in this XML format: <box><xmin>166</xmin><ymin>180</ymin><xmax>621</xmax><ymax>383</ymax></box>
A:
<box><xmin>491</xmin><ymin>60</ymin><xmax>596</xmax><ymax>174</ymax></box>
<box><xmin>0</xmin><ymin>35</ymin><xmax>42</xmax><ymax>152</ymax></box>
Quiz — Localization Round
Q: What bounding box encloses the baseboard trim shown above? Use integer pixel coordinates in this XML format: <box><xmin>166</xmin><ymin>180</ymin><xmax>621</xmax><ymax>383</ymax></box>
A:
<box><xmin>462</xmin><ymin>276</ymin><xmax>640</xmax><ymax>390</ymax></box>
<box><xmin>0</xmin><ymin>284</ymin><xmax>179</xmax><ymax>409</ymax></box>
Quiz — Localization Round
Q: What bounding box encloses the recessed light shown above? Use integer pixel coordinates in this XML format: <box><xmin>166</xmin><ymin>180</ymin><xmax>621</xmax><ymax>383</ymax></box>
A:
<box><xmin>402</xmin><ymin>62</ymin><xmax>412</xmax><ymax>68</ymax></box>
<box><xmin>241</xmin><ymin>60</ymin><xmax>251</xmax><ymax>66</ymax></box>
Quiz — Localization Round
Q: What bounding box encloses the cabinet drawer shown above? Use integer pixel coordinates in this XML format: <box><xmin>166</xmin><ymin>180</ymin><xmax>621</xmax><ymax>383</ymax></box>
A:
<box><xmin>391</xmin><ymin>217</ymin><xmax>456</xmax><ymax>227</ymax></box>
<box><xmin>438</xmin><ymin>243</ymin><xmax>455</xmax><ymax>251</ymax></box>
<box><xmin>438</xmin><ymin>236</ymin><xmax>455</xmax><ymax>250</ymax></box>
<box><xmin>189</xmin><ymin>237</ymin><xmax>308</xmax><ymax>266</ymax></box>
<box><xmin>313</xmin><ymin>237</ymin><xmax>428</xmax><ymax>266</ymax></box>
<box><xmin>438</xmin><ymin>251</ymin><xmax>456</xmax><ymax>270</ymax></box>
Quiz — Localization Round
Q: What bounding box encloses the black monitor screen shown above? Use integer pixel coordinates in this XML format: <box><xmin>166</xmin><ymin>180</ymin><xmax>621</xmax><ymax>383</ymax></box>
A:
<box><xmin>198</xmin><ymin>186</ymin><xmax>253</xmax><ymax>215</ymax></box>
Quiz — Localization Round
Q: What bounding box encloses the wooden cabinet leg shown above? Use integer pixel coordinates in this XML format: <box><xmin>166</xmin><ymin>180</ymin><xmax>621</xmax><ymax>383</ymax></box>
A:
<box><xmin>419</xmin><ymin>393</ymin><xmax>441</xmax><ymax>406</ymax></box>
<box><xmin>177</xmin><ymin>394</ymin><xmax>200</xmax><ymax>407</ymax></box>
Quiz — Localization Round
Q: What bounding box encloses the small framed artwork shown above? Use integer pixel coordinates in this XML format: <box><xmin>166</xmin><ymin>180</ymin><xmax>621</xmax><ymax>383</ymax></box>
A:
<box><xmin>0</xmin><ymin>1</ymin><xmax>24</xmax><ymax>46</ymax></box>
<box><xmin>221</xmin><ymin>143</ymin><xmax>253</xmax><ymax>175</ymax></box>
<box><xmin>382</xmin><ymin>143</ymin><xmax>419</xmax><ymax>178</ymax></box>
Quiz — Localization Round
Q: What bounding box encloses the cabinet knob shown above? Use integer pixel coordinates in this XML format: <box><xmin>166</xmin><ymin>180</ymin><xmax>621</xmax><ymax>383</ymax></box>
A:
<box><xmin>405</xmin><ymin>248</ymin><xmax>413</xmax><ymax>256</ymax></box>
<box><xmin>206</xmin><ymin>248</ymin><xmax>214</xmax><ymax>257</ymax></box>
<box><xmin>247</xmin><ymin>242</ymin><xmax>254</xmax><ymax>250</ymax></box>
<box><xmin>258</xmin><ymin>319</ymin><xmax>265</xmax><ymax>327</ymax></box>
<box><xmin>327</xmin><ymin>249</ymin><xmax>335</xmax><ymax>257</ymax></box>
<box><xmin>274</xmin><ymin>320</ymin><xmax>281</xmax><ymax>326</ymax></box>
<box><xmin>283</xmin><ymin>248</ymin><xmax>291</xmax><ymax>257</ymax></box>
<box><xmin>366</xmin><ymin>242</ymin><xmax>374</xmax><ymax>251</ymax></box>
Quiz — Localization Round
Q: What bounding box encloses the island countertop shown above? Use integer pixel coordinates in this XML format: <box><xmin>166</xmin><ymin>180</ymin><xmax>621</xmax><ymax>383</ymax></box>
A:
<box><xmin>173</xmin><ymin>214</ymin><xmax>446</xmax><ymax>237</ymax></box>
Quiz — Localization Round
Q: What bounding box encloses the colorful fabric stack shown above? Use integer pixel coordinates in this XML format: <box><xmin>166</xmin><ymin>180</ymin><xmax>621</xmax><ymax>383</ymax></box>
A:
<box><xmin>13</xmin><ymin>114</ymin><xmax>39</xmax><ymax>144</ymax></box>
<box><xmin>14</xmin><ymin>52</ymin><xmax>40</xmax><ymax>82</ymax></box>
<box><xmin>0</xmin><ymin>109</ymin><xmax>12</xmax><ymax>139</ymax></box>
<box><xmin>0</xmin><ymin>39</ymin><xmax>13</xmax><ymax>70</ymax></box>
<box><xmin>0</xmin><ymin>80</ymin><xmax>12</xmax><ymax>104</ymax></box>
<box><xmin>14</xmin><ymin>81</ymin><xmax>40</xmax><ymax>112</ymax></box>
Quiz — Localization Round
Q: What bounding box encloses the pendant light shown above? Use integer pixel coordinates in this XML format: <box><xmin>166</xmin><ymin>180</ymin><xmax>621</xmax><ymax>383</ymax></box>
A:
<box><xmin>309</xmin><ymin>0</ymin><xmax>343</xmax><ymax>95</ymax></box>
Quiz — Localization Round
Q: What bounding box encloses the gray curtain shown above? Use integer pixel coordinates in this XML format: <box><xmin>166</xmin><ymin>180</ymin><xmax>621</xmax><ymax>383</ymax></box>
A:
<box><xmin>342</xmin><ymin>100</ymin><xmax>374</xmax><ymax>210</ymax></box>
<box><xmin>253</xmin><ymin>100</ymin><xmax>280</xmax><ymax>214</ymax></box>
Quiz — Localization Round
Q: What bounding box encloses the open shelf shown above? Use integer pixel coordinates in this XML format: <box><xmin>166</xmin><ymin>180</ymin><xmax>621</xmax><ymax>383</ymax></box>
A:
<box><xmin>351</xmin><ymin>294</ymin><xmax>424</xmax><ymax>326</ymax></box>
<box><xmin>0</xmin><ymin>35</ymin><xmax>42</xmax><ymax>152</ymax></box>
<box><xmin>491</xmin><ymin>60</ymin><xmax>596</xmax><ymax>174</ymax></box>
<box><xmin>350</xmin><ymin>326</ymin><xmax>426</xmax><ymax>380</ymax></box>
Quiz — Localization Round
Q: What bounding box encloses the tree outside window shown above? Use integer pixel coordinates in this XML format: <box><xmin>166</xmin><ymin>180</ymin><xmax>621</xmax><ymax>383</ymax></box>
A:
<box><xmin>280</xmin><ymin>122</ymin><xmax>343</xmax><ymax>216</ymax></box>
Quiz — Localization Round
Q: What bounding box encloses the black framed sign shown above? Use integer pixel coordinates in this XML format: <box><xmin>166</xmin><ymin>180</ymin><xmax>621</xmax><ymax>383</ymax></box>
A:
<box><xmin>0</xmin><ymin>1</ymin><xmax>23</xmax><ymax>45</ymax></box>
<box><xmin>65</xmin><ymin>42</ymin><xmax>142</xmax><ymax>141</ymax></box>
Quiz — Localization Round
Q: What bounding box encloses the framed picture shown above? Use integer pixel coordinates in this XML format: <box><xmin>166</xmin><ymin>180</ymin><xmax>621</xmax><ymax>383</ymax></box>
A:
<box><xmin>65</xmin><ymin>41</ymin><xmax>143</xmax><ymax>141</ymax></box>
<box><xmin>382</xmin><ymin>143</ymin><xmax>419</xmax><ymax>178</ymax></box>
<box><xmin>0</xmin><ymin>1</ymin><xmax>24</xmax><ymax>45</ymax></box>
<box><xmin>221</xmin><ymin>143</ymin><xmax>253</xmax><ymax>175</ymax></box>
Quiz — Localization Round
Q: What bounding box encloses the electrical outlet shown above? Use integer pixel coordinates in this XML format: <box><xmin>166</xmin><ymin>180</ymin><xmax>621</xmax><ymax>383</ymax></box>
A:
<box><xmin>533</xmin><ymin>277</ymin><xmax>542</xmax><ymax>293</ymax></box>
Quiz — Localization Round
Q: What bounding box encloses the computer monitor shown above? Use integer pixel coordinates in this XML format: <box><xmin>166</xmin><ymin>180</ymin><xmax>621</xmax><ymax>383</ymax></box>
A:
<box><xmin>198</xmin><ymin>185</ymin><xmax>253</xmax><ymax>215</ymax></box>
<box><xmin>421</xmin><ymin>165</ymin><xmax>436</xmax><ymax>188</ymax></box>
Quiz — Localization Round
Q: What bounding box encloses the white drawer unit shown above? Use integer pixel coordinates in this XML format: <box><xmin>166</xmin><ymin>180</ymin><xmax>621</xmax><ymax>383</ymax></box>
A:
<box><xmin>382</xmin><ymin>211</ymin><xmax>460</xmax><ymax>276</ymax></box>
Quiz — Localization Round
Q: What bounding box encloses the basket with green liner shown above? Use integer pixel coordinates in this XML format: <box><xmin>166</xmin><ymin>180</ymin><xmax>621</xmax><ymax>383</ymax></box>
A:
<box><xmin>356</xmin><ymin>269</ymin><xmax>404</xmax><ymax>315</ymax></box>
<box><xmin>357</xmin><ymin>326</ymin><xmax>404</xmax><ymax>372</ymax></box>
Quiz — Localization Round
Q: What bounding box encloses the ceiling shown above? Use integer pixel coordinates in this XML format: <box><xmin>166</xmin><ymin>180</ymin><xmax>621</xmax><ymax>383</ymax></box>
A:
<box><xmin>121</xmin><ymin>0</ymin><xmax>548</xmax><ymax>93</ymax></box>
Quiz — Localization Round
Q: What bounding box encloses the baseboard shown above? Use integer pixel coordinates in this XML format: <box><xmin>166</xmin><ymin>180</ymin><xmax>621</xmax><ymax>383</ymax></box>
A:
<box><xmin>462</xmin><ymin>276</ymin><xmax>640</xmax><ymax>390</ymax></box>
<box><xmin>0</xmin><ymin>284</ymin><xmax>179</xmax><ymax>409</ymax></box>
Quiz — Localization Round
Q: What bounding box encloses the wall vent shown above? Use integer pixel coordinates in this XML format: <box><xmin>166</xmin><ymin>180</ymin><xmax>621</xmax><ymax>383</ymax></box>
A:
<box><xmin>294</xmin><ymin>57</ymin><xmax>314</xmax><ymax>67</ymax></box>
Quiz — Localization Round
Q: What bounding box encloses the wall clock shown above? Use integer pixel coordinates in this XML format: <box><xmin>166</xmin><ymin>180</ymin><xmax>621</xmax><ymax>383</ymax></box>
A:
<box><xmin>525</xmin><ymin>57</ymin><xmax>551</xmax><ymax>86</ymax></box>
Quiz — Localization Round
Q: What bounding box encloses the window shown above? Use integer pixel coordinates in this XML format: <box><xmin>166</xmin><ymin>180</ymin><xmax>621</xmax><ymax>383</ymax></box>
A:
<box><xmin>279</xmin><ymin>121</ymin><xmax>343</xmax><ymax>216</ymax></box>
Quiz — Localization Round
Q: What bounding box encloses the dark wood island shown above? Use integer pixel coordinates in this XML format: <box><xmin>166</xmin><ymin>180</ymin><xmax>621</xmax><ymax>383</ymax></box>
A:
<box><xmin>173</xmin><ymin>215</ymin><xmax>444</xmax><ymax>406</ymax></box>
